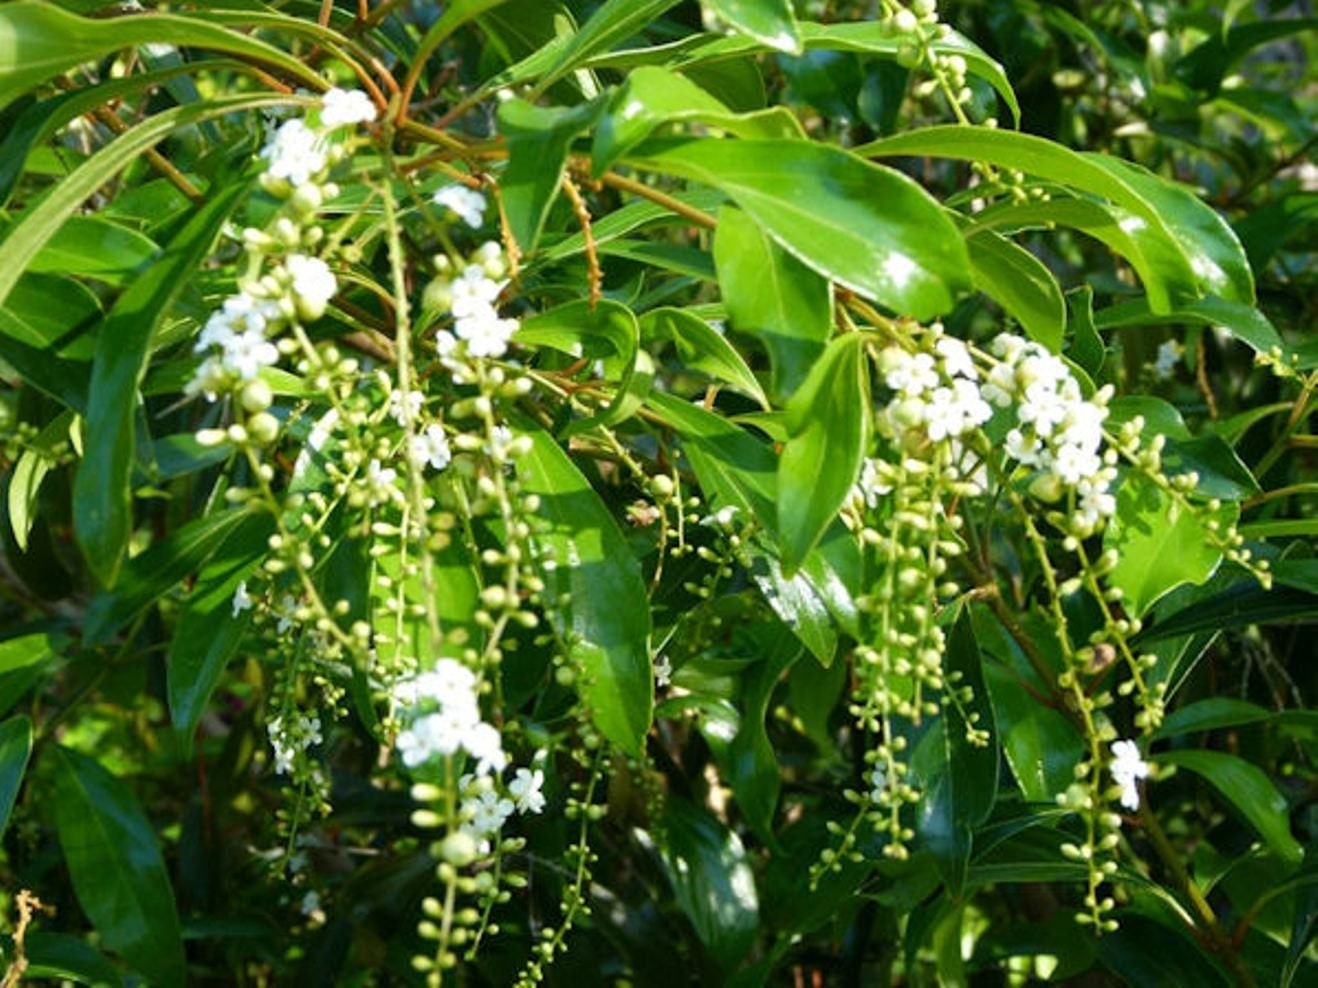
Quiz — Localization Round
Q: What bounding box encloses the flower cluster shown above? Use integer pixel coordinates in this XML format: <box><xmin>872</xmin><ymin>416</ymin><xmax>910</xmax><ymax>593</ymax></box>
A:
<box><xmin>189</xmin><ymin>88</ymin><xmax>376</xmax><ymax>413</ymax></box>
<box><xmin>878</xmin><ymin>334</ymin><xmax>992</xmax><ymax>448</ymax></box>
<box><xmin>395</xmin><ymin>659</ymin><xmax>506</xmax><ymax>775</ymax></box>
<box><xmin>424</xmin><ymin>234</ymin><xmax>520</xmax><ymax>362</ymax></box>
<box><xmin>1109</xmin><ymin>739</ymin><xmax>1150</xmax><ymax>811</ymax></box>
<box><xmin>983</xmin><ymin>334</ymin><xmax>1118</xmax><ymax>536</ymax></box>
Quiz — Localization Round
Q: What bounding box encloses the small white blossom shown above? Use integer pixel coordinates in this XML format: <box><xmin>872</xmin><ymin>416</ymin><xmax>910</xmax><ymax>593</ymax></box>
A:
<box><xmin>455</xmin><ymin>307</ymin><xmax>519</xmax><ymax>358</ymax></box>
<box><xmin>260</xmin><ymin>119</ymin><xmax>327</xmax><ymax>186</ymax></box>
<box><xmin>433</xmin><ymin>185</ymin><xmax>487</xmax><ymax>228</ymax></box>
<box><xmin>409</xmin><ymin>424</ymin><xmax>452</xmax><ymax>471</ymax></box>
<box><xmin>1153</xmin><ymin>339</ymin><xmax>1183</xmax><ymax>381</ymax></box>
<box><xmin>654</xmin><ymin>654</ymin><xmax>673</xmax><ymax>688</ymax></box>
<box><xmin>509</xmin><ymin>767</ymin><xmax>546</xmax><ymax>815</ymax></box>
<box><xmin>1110</xmin><ymin>739</ymin><xmax>1150</xmax><ymax>811</ymax></box>
<box><xmin>388</xmin><ymin>388</ymin><xmax>424</xmax><ymax>425</ymax></box>
<box><xmin>319</xmin><ymin>87</ymin><xmax>376</xmax><ymax>128</ymax></box>
<box><xmin>232</xmin><ymin>581</ymin><xmax>254</xmax><ymax>617</ymax></box>
<box><xmin>285</xmin><ymin>254</ymin><xmax>337</xmax><ymax>320</ymax></box>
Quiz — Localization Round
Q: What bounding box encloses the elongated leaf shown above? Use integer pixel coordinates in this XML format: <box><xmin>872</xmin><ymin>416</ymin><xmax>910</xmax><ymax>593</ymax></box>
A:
<box><xmin>514</xmin><ymin>298</ymin><xmax>652</xmax><ymax>431</ymax></box>
<box><xmin>916</xmin><ymin>609</ymin><xmax>998</xmax><ymax>895</ymax></box>
<box><xmin>537</xmin><ymin>0</ymin><xmax>681</xmax><ymax>90</ymax></box>
<box><xmin>7</xmin><ymin>410</ymin><xmax>74</xmax><ymax>552</ymax></box>
<box><xmin>1157</xmin><ymin>749</ymin><xmax>1301</xmax><ymax>864</ymax></box>
<box><xmin>21</xmin><ymin>216</ymin><xmax>159</xmax><ymax>283</ymax></box>
<box><xmin>1104</xmin><ymin>476</ymin><xmax>1238</xmax><ymax>617</ymax></box>
<box><xmin>632</xmin><ymin>138</ymin><xmax>972</xmax><ymax>320</ymax></box>
<box><xmin>778</xmin><ymin>333</ymin><xmax>869</xmax><ymax>572</ymax></box>
<box><xmin>638</xmin><ymin>307</ymin><xmax>768</xmax><ymax>408</ymax></box>
<box><xmin>863</xmin><ymin>126</ymin><xmax>1252</xmax><ymax>307</ymax></box>
<box><xmin>74</xmin><ymin>181</ymin><xmax>249</xmax><ymax>587</ymax></box>
<box><xmin>0</xmin><ymin>94</ymin><xmax>290</xmax><ymax>309</ymax></box>
<box><xmin>1175</xmin><ymin>18</ymin><xmax>1318</xmax><ymax>94</ymax></box>
<box><xmin>588</xmin><ymin>20</ymin><xmax>1019</xmax><ymax>124</ymax></box>
<box><xmin>84</xmin><ymin>507</ymin><xmax>257</xmax><ymax>645</ymax></box>
<box><xmin>0</xmin><ymin>715</ymin><xmax>32</xmax><ymax>839</ymax></box>
<box><xmin>498</xmin><ymin>98</ymin><xmax>602</xmax><ymax>255</ymax></box>
<box><xmin>713</xmin><ymin>205</ymin><xmax>831</xmax><ymax>402</ymax></box>
<box><xmin>167</xmin><ymin>514</ymin><xmax>274</xmax><ymax>745</ymax></box>
<box><xmin>592</xmin><ymin>65</ymin><xmax>802</xmax><ymax>173</ymax></box>
<box><xmin>1152</xmin><ymin>698</ymin><xmax>1271</xmax><ymax>741</ymax></box>
<box><xmin>0</xmin><ymin>2</ymin><xmax>321</xmax><ymax>113</ymax></box>
<box><xmin>51</xmin><ymin>747</ymin><xmax>186</xmax><ymax>987</ymax></box>
<box><xmin>705</xmin><ymin>0</ymin><xmax>801</xmax><ymax>53</ymax></box>
<box><xmin>1094</xmin><ymin>296</ymin><xmax>1283</xmax><ymax>356</ymax></box>
<box><xmin>983</xmin><ymin>662</ymin><xmax>1081</xmax><ymax>803</ymax></box>
<box><xmin>966</xmin><ymin>229</ymin><xmax>1065</xmax><ymax>352</ymax></box>
<box><xmin>727</xmin><ymin>631</ymin><xmax>798</xmax><ymax>845</ymax></box>
<box><xmin>659</xmin><ymin>798</ymin><xmax>760</xmax><ymax>971</ymax></box>
<box><xmin>516</xmin><ymin>430</ymin><xmax>652</xmax><ymax>756</ymax></box>
<box><xmin>23</xmin><ymin>932</ymin><xmax>123</xmax><ymax>987</ymax></box>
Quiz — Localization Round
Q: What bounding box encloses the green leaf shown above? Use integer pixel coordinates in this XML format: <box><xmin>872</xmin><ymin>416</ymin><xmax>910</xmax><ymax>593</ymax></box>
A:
<box><xmin>167</xmin><ymin>513</ymin><xmax>274</xmax><ymax>746</ymax></box>
<box><xmin>592</xmin><ymin>65</ymin><xmax>802</xmax><ymax>174</ymax></box>
<box><xmin>1066</xmin><ymin>285</ymin><xmax>1104</xmax><ymax>378</ymax></box>
<box><xmin>638</xmin><ymin>307</ymin><xmax>768</xmax><ymax>408</ymax></box>
<box><xmin>966</xmin><ymin>229</ymin><xmax>1065</xmax><ymax>352</ymax></box>
<box><xmin>1098</xmin><ymin>912</ymin><xmax>1230</xmax><ymax>988</ymax></box>
<box><xmin>1156</xmin><ymin>749</ymin><xmax>1301</xmax><ymax>865</ymax></box>
<box><xmin>497</xmin><ymin>98</ymin><xmax>602</xmax><ymax>255</ymax></box>
<box><xmin>0</xmin><ymin>715</ymin><xmax>32</xmax><ymax>839</ymax></box>
<box><xmin>778</xmin><ymin>333</ymin><xmax>869</xmax><ymax>573</ymax></box>
<box><xmin>632</xmin><ymin>138</ymin><xmax>972</xmax><ymax>321</ymax></box>
<box><xmin>516</xmin><ymin>429</ymin><xmax>652</xmax><ymax>756</ymax></box>
<box><xmin>713</xmin><ymin>205</ymin><xmax>832</xmax><ymax>402</ymax></box>
<box><xmin>7</xmin><ymin>410</ymin><xmax>74</xmax><ymax>552</ymax></box>
<box><xmin>51</xmin><ymin>747</ymin><xmax>186</xmax><ymax>987</ymax></box>
<box><xmin>1175</xmin><ymin>18</ymin><xmax>1318</xmax><ymax>94</ymax></box>
<box><xmin>1152</xmin><ymin>698</ymin><xmax>1270</xmax><ymax>741</ymax></box>
<box><xmin>20</xmin><ymin>216</ymin><xmax>159</xmax><ymax>283</ymax></box>
<box><xmin>983</xmin><ymin>662</ymin><xmax>1081</xmax><ymax>803</ymax></box>
<box><xmin>726</xmin><ymin>631</ymin><xmax>798</xmax><ymax>845</ymax></box>
<box><xmin>704</xmin><ymin>0</ymin><xmax>801</xmax><ymax>54</ymax></box>
<box><xmin>73</xmin><ymin>181</ymin><xmax>248</xmax><ymax>587</ymax></box>
<box><xmin>23</xmin><ymin>932</ymin><xmax>123</xmax><ymax>987</ymax></box>
<box><xmin>84</xmin><ymin>507</ymin><xmax>257</xmax><ymax>645</ymax></box>
<box><xmin>0</xmin><ymin>2</ymin><xmax>321</xmax><ymax>114</ymax></box>
<box><xmin>1093</xmin><ymin>296</ymin><xmax>1283</xmax><ymax>357</ymax></box>
<box><xmin>747</xmin><ymin>554</ymin><xmax>837</xmax><ymax>666</ymax></box>
<box><xmin>1139</xmin><ymin>579</ymin><xmax>1318</xmax><ymax>642</ymax></box>
<box><xmin>863</xmin><ymin>126</ymin><xmax>1252</xmax><ymax>307</ymax></box>
<box><xmin>0</xmin><ymin>93</ymin><xmax>289</xmax><ymax>311</ymax></box>
<box><xmin>515</xmin><ymin>298</ymin><xmax>652</xmax><ymax>431</ymax></box>
<box><xmin>1104</xmin><ymin>476</ymin><xmax>1238</xmax><ymax>617</ymax></box>
<box><xmin>659</xmin><ymin>798</ymin><xmax>760</xmax><ymax>971</ymax></box>
<box><xmin>536</xmin><ymin>0</ymin><xmax>682</xmax><ymax>91</ymax></box>
<box><xmin>916</xmin><ymin>608</ymin><xmax>998</xmax><ymax>895</ymax></box>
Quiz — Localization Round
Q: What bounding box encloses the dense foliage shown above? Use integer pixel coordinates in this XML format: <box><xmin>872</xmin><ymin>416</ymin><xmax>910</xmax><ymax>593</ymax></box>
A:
<box><xmin>0</xmin><ymin>0</ymin><xmax>1314</xmax><ymax>984</ymax></box>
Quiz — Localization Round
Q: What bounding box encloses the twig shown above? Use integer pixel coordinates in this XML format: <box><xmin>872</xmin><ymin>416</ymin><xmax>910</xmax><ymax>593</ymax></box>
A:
<box><xmin>561</xmin><ymin>174</ymin><xmax>602</xmax><ymax>308</ymax></box>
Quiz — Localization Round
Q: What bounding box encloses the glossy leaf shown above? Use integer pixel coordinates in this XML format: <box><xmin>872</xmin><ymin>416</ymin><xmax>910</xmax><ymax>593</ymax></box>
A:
<box><xmin>592</xmin><ymin>66</ymin><xmax>802</xmax><ymax>174</ymax></box>
<box><xmin>7</xmin><ymin>410</ymin><xmax>74</xmax><ymax>552</ymax></box>
<box><xmin>537</xmin><ymin>0</ymin><xmax>683</xmax><ymax>91</ymax></box>
<box><xmin>0</xmin><ymin>715</ymin><xmax>33</xmax><ymax>839</ymax></box>
<box><xmin>1104</xmin><ymin>476</ymin><xmax>1238</xmax><ymax>617</ymax></box>
<box><xmin>167</xmin><ymin>513</ymin><xmax>274</xmax><ymax>745</ymax></box>
<box><xmin>864</xmin><ymin>126</ymin><xmax>1252</xmax><ymax>307</ymax></box>
<box><xmin>1152</xmin><ymin>698</ymin><xmax>1271</xmax><ymax>740</ymax></box>
<box><xmin>704</xmin><ymin>0</ymin><xmax>801</xmax><ymax>54</ymax></box>
<box><xmin>778</xmin><ymin>333</ymin><xmax>869</xmax><ymax>573</ymax></box>
<box><xmin>713</xmin><ymin>205</ymin><xmax>832</xmax><ymax>402</ymax></box>
<box><xmin>659</xmin><ymin>798</ymin><xmax>759</xmax><ymax>971</ymax></box>
<box><xmin>516</xmin><ymin>429</ymin><xmax>652</xmax><ymax>756</ymax></box>
<box><xmin>983</xmin><ymin>662</ymin><xmax>1081</xmax><ymax>803</ymax></box>
<box><xmin>1093</xmin><ymin>296</ymin><xmax>1283</xmax><ymax>357</ymax></box>
<box><xmin>916</xmin><ymin>608</ymin><xmax>998</xmax><ymax>895</ymax></box>
<box><xmin>74</xmin><ymin>181</ymin><xmax>248</xmax><ymax>587</ymax></box>
<box><xmin>83</xmin><ymin>507</ymin><xmax>257</xmax><ymax>645</ymax></box>
<box><xmin>51</xmin><ymin>747</ymin><xmax>186</xmax><ymax>987</ymax></box>
<box><xmin>638</xmin><ymin>307</ymin><xmax>768</xmax><ymax>408</ymax></box>
<box><xmin>632</xmin><ymin>138</ymin><xmax>973</xmax><ymax>320</ymax></box>
<box><xmin>0</xmin><ymin>1</ymin><xmax>321</xmax><ymax>113</ymax></box>
<box><xmin>966</xmin><ymin>228</ymin><xmax>1065</xmax><ymax>352</ymax></box>
<box><xmin>1157</xmin><ymin>749</ymin><xmax>1301</xmax><ymax>864</ymax></box>
<box><xmin>498</xmin><ymin>98</ymin><xmax>602</xmax><ymax>255</ymax></box>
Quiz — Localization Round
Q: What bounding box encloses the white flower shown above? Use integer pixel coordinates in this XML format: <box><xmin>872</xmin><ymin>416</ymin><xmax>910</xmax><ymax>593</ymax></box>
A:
<box><xmin>260</xmin><ymin>119</ymin><xmax>328</xmax><ymax>186</ymax></box>
<box><xmin>868</xmin><ymin>765</ymin><xmax>887</xmax><ymax>802</ymax></box>
<box><xmin>320</xmin><ymin>87</ymin><xmax>376</xmax><ymax>128</ymax></box>
<box><xmin>433</xmin><ymin>185</ymin><xmax>487</xmax><ymax>228</ymax></box>
<box><xmin>1153</xmin><ymin>339</ymin><xmax>1183</xmax><ymax>381</ymax></box>
<box><xmin>197</xmin><ymin>292</ymin><xmax>280</xmax><ymax>351</ymax></box>
<box><xmin>220</xmin><ymin>327</ymin><xmax>280</xmax><ymax>381</ymax></box>
<box><xmin>509</xmin><ymin>767</ymin><xmax>546</xmax><ymax>814</ymax></box>
<box><xmin>449</xmin><ymin>265</ymin><xmax>505</xmax><ymax>318</ymax></box>
<box><xmin>275</xmin><ymin>595</ymin><xmax>298</xmax><ymax>634</ymax></box>
<box><xmin>884</xmin><ymin>350</ymin><xmax>939</xmax><ymax>397</ymax></box>
<box><xmin>1110</xmin><ymin>739</ymin><xmax>1150</xmax><ymax>811</ymax></box>
<box><xmin>855</xmin><ymin>458</ymin><xmax>894</xmax><ymax>508</ymax></box>
<box><xmin>462</xmin><ymin>788</ymin><xmax>514</xmax><ymax>838</ymax></box>
<box><xmin>409</xmin><ymin>424</ymin><xmax>452</xmax><ymax>471</ymax></box>
<box><xmin>365</xmin><ymin>459</ymin><xmax>401</xmax><ymax>502</ymax></box>
<box><xmin>232</xmin><ymin>581</ymin><xmax>254</xmax><ymax>617</ymax></box>
<box><xmin>654</xmin><ymin>655</ymin><xmax>673</xmax><ymax>688</ymax></box>
<box><xmin>935</xmin><ymin>335</ymin><xmax>977</xmax><ymax>380</ymax></box>
<box><xmin>388</xmin><ymin>388</ymin><xmax>424</xmax><ymax>425</ymax></box>
<box><xmin>300</xmin><ymin>891</ymin><xmax>322</xmax><ymax>917</ymax></box>
<box><xmin>455</xmin><ymin>307</ymin><xmax>518</xmax><ymax>358</ymax></box>
<box><xmin>397</xmin><ymin>710</ymin><xmax>466</xmax><ymax>766</ymax></box>
<box><xmin>465</xmin><ymin>722</ymin><xmax>506</xmax><ymax>777</ymax></box>
<box><xmin>285</xmin><ymin>254</ymin><xmax>336</xmax><ymax>320</ymax></box>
